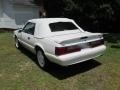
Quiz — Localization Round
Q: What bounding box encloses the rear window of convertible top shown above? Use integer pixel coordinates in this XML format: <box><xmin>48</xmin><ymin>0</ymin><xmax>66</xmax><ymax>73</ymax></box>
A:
<box><xmin>49</xmin><ymin>22</ymin><xmax>78</xmax><ymax>32</ymax></box>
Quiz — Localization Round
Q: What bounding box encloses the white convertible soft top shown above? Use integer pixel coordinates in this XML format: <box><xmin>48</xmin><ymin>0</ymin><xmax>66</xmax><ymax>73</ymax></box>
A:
<box><xmin>28</xmin><ymin>18</ymin><xmax>74</xmax><ymax>23</ymax></box>
<box><xmin>28</xmin><ymin>18</ymin><xmax>84</xmax><ymax>38</ymax></box>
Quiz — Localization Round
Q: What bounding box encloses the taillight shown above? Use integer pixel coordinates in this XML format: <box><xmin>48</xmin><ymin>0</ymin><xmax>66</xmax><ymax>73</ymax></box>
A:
<box><xmin>89</xmin><ymin>39</ymin><xmax>104</xmax><ymax>47</ymax></box>
<box><xmin>55</xmin><ymin>45</ymin><xmax>81</xmax><ymax>56</ymax></box>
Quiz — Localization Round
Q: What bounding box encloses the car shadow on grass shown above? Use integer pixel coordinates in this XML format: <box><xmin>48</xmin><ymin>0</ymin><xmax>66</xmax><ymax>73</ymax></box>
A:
<box><xmin>19</xmin><ymin>47</ymin><xmax>101</xmax><ymax>80</ymax></box>
<box><xmin>45</xmin><ymin>60</ymin><xmax>101</xmax><ymax>80</ymax></box>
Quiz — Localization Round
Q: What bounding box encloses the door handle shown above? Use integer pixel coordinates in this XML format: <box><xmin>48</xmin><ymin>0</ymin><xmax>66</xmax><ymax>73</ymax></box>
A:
<box><xmin>28</xmin><ymin>37</ymin><xmax>30</xmax><ymax>40</ymax></box>
<box><xmin>80</xmin><ymin>36</ymin><xmax>88</xmax><ymax>40</ymax></box>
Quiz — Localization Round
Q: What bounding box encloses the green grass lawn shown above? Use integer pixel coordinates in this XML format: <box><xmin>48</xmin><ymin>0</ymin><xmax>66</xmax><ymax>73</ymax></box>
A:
<box><xmin>0</xmin><ymin>32</ymin><xmax>120</xmax><ymax>90</ymax></box>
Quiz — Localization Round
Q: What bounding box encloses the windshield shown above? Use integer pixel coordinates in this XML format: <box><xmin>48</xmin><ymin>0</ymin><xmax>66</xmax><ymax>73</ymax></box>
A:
<box><xmin>49</xmin><ymin>22</ymin><xmax>78</xmax><ymax>32</ymax></box>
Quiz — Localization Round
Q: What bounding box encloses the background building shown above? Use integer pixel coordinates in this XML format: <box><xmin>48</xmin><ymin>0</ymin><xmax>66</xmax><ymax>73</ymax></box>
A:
<box><xmin>0</xmin><ymin>0</ymin><xmax>39</xmax><ymax>29</ymax></box>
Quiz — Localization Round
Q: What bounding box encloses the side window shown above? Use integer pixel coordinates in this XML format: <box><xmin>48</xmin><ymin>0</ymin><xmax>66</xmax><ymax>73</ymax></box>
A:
<box><xmin>23</xmin><ymin>22</ymin><xmax>35</xmax><ymax>35</ymax></box>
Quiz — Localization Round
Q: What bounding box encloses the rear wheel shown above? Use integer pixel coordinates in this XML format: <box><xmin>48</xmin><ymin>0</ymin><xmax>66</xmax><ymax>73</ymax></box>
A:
<box><xmin>36</xmin><ymin>49</ymin><xmax>49</xmax><ymax>69</ymax></box>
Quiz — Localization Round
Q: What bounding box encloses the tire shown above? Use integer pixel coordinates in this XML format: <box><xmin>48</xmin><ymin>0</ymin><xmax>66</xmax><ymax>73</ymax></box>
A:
<box><xmin>15</xmin><ymin>37</ymin><xmax>21</xmax><ymax>49</ymax></box>
<box><xmin>36</xmin><ymin>49</ymin><xmax>49</xmax><ymax>69</ymax></box>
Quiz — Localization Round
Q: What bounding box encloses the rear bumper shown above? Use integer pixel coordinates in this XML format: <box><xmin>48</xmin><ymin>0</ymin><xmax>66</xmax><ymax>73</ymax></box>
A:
<box><xmin>46</xmin><ymin>45</ymin><xmax>106</xmax><ymax>66</ymax></box>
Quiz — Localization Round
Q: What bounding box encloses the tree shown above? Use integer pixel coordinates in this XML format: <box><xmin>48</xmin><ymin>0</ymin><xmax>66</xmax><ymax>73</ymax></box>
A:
<box><xmin>33</xmin><ymin>0</ymin><xmax>120</xmax><ymax>32</ymax></box>
<box><xmin>44</xmin><ymin>0</ymin><xmax>65</xmax><ymax>17</ymax></box>
<box><xmin>32</xmin><ymin>0</ymin><xmax>46</xmax><ymax>17</ymax></box>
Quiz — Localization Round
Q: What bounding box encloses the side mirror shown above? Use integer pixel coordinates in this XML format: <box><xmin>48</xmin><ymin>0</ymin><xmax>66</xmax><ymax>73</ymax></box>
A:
<box><xmin>17</xmin><ymin>28</ymin><xmax>22</xmax><ymax>33</ymax></box>
<box><xmin>18</xmin><ymin>30</ymin><xmax>22</xmax><ymax>33</ymax></box>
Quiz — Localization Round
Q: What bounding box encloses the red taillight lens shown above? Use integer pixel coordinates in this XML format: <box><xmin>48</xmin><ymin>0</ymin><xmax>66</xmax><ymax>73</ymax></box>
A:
<box><xmin>55</xmin><ymin>45</ymin><xmax>81</xmax><ymax>56</ymax></box>
<box><xmin>89</xmin><ymin>39</ymin><xmax>104</xmax><ymax>47</ymax></box>
<box><xmin>55</xmin><ymin>47</ymin><xmax>67</xmax><ymax>56</ymax></box>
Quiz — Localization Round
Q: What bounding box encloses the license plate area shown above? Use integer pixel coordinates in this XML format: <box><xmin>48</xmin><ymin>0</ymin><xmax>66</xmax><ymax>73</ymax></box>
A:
<box><xmin>79</xmin><ymin>39</ymin><xmax>104</xmax><ymax>49</ymax></box>
<box><xmin>79</xmin><ymin>43</ymin><xmax>90</xmax><ymax>49</ymax></box>
<box><xmin>89</xmin><ymin>39</ymin><xmax>104</xmax><ymax>48</ymax></box>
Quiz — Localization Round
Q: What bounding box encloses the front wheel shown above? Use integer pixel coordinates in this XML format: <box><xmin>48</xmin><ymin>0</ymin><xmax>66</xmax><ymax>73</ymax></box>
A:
<box><xmin>36</xmin><ymin>50</ymin><xmax>49</xmax><ymax>69</ymax></box>
<box><xmin>15</xmin><ymin>37</ymin><xmax>21</xmax><ymax>49</ymax></box>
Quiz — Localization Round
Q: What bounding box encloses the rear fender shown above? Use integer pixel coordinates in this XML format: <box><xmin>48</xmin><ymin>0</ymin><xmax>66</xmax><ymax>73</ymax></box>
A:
<box><xmin>34</xmin><ymin>43</ymin><xmax>45</xmax><ymax>54</ymax></box>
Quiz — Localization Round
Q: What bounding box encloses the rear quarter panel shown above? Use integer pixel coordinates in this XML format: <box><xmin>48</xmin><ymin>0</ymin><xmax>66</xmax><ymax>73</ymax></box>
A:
<box><xmin>35</xmin><ymin>38</ymin><xmax>61</xmax><ymax>55</ymax></box>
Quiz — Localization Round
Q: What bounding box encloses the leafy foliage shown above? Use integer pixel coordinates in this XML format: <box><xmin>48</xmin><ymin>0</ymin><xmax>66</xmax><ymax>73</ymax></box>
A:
<box><xmin>33</xmin><ymin>0</ymin><xmax>120</xmax><ymax>32</ymax></box>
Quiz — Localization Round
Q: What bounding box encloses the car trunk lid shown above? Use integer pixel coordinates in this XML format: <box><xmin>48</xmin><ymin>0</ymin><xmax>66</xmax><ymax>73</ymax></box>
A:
<box><xmin>49</xmin><ymin>32</ymin><xmax>103</xmax><ymax>46</ymax></box>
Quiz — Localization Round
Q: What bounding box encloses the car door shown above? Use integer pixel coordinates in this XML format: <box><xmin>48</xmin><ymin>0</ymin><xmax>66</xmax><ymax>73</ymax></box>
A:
<box><xmin>21</xmin><ymin>22</ymin><xmax>36</xmax><ymax>52</ymax></box>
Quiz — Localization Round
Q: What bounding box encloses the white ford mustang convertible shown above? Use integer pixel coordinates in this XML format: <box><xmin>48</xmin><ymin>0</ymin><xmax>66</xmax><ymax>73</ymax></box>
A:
<box><xmin>14</xmin><ymin>18</ymin><xmax>106</xmax><ymax>68</ymax></box>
